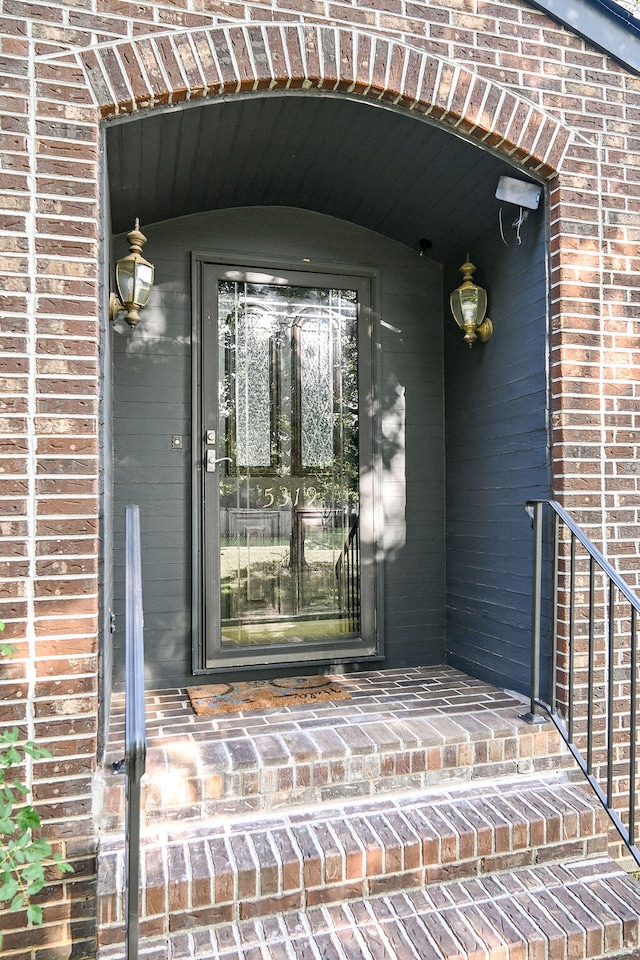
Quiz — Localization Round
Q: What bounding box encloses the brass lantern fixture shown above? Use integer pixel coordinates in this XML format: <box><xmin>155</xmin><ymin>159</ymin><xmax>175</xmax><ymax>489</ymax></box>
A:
<box><xmin>109</xmin><ymin>219</ymin><xmax>155</xmax><ymax>327</ymax></box>
<box><xmin>450</xmin><ymin>257</ymin><xmax>493</xmax><ymax>348</ymax></box>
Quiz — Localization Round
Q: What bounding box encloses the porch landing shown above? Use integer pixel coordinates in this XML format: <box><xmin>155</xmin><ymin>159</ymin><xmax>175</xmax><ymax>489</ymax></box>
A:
<box><xmin>97</xmin><ymin>665</ymin><xmax>640</xmax><ymax>959</ymax></box>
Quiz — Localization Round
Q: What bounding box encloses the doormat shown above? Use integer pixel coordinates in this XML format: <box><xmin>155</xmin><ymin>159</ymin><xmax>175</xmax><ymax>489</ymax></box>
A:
<box><xmin>186</xmin><ymin>675</ymin><xmax>351</xmax><ymax>716</ymax></box>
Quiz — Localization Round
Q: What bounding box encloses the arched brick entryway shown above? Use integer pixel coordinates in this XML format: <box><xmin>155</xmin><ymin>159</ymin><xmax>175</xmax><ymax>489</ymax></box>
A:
<box><xmin>73</xmin><ymin>23</ymin><xmax>572</xmax><ymax>180</ymax></box>
<box><xmin>65</xmin><ymin>23</ymin><xmax>587</xmax><ymax>517</ymax></box>
<box><xmin>37</xmin><ymin>25</ymin><xmax>585</xmax><ymax>522</ymax></box>
<box><xmin>69</xmin><ymin>22</ymin><xmax>588</xmax><ymax>501</ymax></box>
<box><xmin>74</xmin><ymin>21</ymin><xmax>578</xmax><ymax>688</ymax></box>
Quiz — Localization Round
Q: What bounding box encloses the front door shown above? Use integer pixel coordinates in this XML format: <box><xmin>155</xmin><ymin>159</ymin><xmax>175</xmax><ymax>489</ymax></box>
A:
<box><xmin>195</xmin><ymin>261</ymin><xmax>378</xmax><ymax>669</ymax></box>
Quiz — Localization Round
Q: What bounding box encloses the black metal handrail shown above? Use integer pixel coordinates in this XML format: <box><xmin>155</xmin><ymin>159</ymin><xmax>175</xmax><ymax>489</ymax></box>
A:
<box><xmin>124</xmin><ymin>504</ymin><xmax>146</xmax><ymax>960</ymax></box>
<box><xmin>526</xmin><ymin>499</ymin><xmax>640</xmax><ymax>866</ymax></box>
<box><xmin>335</xmin><ymin>515</ymin><xmax>360</xmax><ymax>623</ymax></box>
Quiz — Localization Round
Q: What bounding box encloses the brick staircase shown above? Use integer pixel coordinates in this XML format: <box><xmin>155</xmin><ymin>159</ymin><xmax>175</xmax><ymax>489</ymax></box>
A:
<box><xmin>96</xmin><ymin>667</ymin><xmax>640</xmax><ymax>959</ymax></box>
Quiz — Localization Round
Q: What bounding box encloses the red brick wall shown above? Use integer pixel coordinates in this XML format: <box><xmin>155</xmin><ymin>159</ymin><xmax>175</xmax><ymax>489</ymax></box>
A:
<box><xmin>1</xmin><ymin>0</ymin><xmax>640</xmax><ymax>954</ymax></box>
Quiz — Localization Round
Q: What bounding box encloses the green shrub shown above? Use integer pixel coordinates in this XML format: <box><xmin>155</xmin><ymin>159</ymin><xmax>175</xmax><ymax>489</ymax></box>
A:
<box><xmin>0</xmin><ymin>631</ymin><xmax>74</xmax><ymax>947</ymax></box>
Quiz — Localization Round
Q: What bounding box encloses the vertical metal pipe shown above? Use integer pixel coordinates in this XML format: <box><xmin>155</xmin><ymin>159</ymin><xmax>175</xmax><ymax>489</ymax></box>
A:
<box><xmin>551</xmin><ymin>510</ymin><xmax>559</xmax><ymax>714</ymax></box>
<box><xmin>569</xmin><ymin>534</ymin><xmax>576</xmax><ymax>742</ymax></box>
<box><xmin>607</xmin><ymin>579</ymin><xmax>615</xmax><ymax>805</ymax></box>
<box><xmin>126</xmin><ymin>778</ymin><xmax>141</xmax><ymax>960</ymax></box>
<box><xmin>630</xmin><ymin>608</ymin><xmax>637</xmax><ymax>845</ymax></box>
<box><xmin>125</xmin><ymin>504</ymin><xmax>146</xmax><ymax>960</ymax></box>
<box><xmin>527</xmin><ymin>500</ymin><xmax>544</xmax><ymax>720</ymax></box>
<box><xmin>587</xmin><ymin>555</ymin><xmax>595</xmax><ymax>776</ymax></box>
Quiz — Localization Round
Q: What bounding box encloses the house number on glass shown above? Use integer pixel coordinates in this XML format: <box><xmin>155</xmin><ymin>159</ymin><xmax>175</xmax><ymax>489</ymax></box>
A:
<box><xmin>258</xmin><ymin>485</ymin><xmax>318</xmax><ymax>508</ymax></box>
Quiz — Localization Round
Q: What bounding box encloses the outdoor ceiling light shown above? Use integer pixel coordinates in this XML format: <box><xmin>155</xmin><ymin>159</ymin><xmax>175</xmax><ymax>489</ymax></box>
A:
<box><xmin>450</xmin><ymin>257</ymin><xmax>493</xmax><ymax>348</ymax></box>
<box><xmin>109</xmin><ymin>219</ymin><xmax>154</xmax><ymax>327</ymax></box>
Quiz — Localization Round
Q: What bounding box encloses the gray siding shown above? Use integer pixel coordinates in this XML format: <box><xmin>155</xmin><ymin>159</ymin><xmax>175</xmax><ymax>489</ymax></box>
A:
<box><xmin>444</xmin><ymin>208</ymin><xmax>550</xmax><ymax>695</ymax></box>
<box><xmin>112</xmin><ymin>207</ymin><xmax>445</xmax><ymax>687</ymax></box>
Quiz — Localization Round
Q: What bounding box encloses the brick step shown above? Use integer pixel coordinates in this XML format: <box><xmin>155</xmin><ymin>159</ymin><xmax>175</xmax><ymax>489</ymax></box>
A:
<box><xmin>97</xmin><ymin>856</ymin><xmax>640</xmax><ymax>960</ymax></box>
<box><xmin>100</xmin><ymin>701</ymin><xmax>572</xmax><ymax>829</ymax></box>
<box><xmin>97</xmin><ymin>773</ymin><xmax>609</xmax><ymax>948</ymax></box>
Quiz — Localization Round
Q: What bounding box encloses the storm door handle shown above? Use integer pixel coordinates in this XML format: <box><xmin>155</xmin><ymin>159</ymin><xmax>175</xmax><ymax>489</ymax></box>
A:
<box><xmin>205</xmin><ymin>452</ymin><xmax>233</xmax><ymax>473</ymax></box>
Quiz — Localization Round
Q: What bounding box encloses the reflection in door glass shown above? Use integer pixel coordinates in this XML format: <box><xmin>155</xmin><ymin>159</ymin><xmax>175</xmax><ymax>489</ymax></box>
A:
<box><xmin>217</xmin><ymin>281</ymin><xmax>360</xmax><ymax>648</ymax></box>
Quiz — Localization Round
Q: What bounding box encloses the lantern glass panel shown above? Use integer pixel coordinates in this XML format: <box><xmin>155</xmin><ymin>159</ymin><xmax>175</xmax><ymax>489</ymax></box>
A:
<box><xmin>135</xmin><ymin>263</ymin><xmax>154</xmax><ymax>306</ymax></box>
<box><xmin>116</xmin><ymin>259</ymin><xmax>154</xmax><ymax>307</ymax></box>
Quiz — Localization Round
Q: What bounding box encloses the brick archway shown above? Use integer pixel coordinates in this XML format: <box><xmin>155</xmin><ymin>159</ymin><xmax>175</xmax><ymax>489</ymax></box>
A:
<box><xmin>78</xmin><ymin>22</ymin><xmax>578</xmax><ymax>508</ymax></box>
<box><xmin>76</xmin><ymin>23</ymin><xmax>571</xmax><ymax>181</ymax></box>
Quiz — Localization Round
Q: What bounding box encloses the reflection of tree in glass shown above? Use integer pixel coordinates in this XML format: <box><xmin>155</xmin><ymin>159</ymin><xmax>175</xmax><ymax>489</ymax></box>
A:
<box><xmin>313</xmin><ymin>300</ymin><xmax>359</xmax><ymax>512</ymax></box>
<box><xmin>215</xmin><ymin>281</ymin><xmax>361</xmax><ymax>625</ymax></box>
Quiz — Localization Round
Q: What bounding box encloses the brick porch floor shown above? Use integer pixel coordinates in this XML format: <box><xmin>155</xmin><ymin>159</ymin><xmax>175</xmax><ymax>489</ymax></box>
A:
<box><xmin>96</xmin><ymin>665</ymin><xmax>640</xmax><ymax>959</ymax></box>
<box><xmin>108</xmin><ymin>664</ymin><xmax>529</xmax><ymax>748</ymax></box>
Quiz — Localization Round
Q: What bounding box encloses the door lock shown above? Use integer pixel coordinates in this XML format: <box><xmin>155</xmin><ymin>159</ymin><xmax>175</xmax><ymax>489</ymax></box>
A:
<box><xmin>206</xmin><ymin>452</ymin><xmax>232</xmax><ymax>472</ymax></box>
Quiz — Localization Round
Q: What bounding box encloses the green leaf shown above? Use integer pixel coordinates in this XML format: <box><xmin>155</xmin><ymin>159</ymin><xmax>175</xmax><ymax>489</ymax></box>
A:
<box><xmin>22</xmin><ymin>863</ymin><xmax>45</xmax><ymax>883</ymax></box>
<box><xmin>0</xmin><ymin>878</ymin><xmax>19</xmax><ymax>903</ymax></box>
<box><xmin>27</xmin><ymin>903</ymin><xmax>43</xmax><ymax>925</ymax></box>
<box><xmin>10</xmin><ymin>893</ymin><xmax>25</xmax><ymax>912</ymax></box>
<box><xmin>16</xmin><ymin>806</ymin><xmax>40</xmax><ymax>830</ymax></box>
<box><xmin>1</xmin><ymin>785</ymin><xmax>19</xmax><ymax>805</ymax></box>
<box><xmin>4</xmin><ymin>747</ymin><xmax>21</xmax><ymax>766</ymax></box>
<box><xmin>25</xmin><ymin>879</ymin><xmax>46</xmax><ymax>898</ymax></box>
<box><xmin>0</xmin><ymin>819</ymin><xmax>15</xmax><ymax>834</ymax></box>
<box><xmin>24</xmin><ymin>744</ymin><xmax>51</xmax><ymax>760</ymax></box>
<box><xmin>25</xmin><ymin>838</ymin><xmax>51</xmax><ymax>861</ymax></box>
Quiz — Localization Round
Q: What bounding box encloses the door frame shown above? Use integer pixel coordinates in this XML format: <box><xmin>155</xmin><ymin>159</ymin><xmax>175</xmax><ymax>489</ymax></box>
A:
<box><xmin>191</xmin><ymin>252</ymin><xmax>384</xmax><ymax>674</ymax></box>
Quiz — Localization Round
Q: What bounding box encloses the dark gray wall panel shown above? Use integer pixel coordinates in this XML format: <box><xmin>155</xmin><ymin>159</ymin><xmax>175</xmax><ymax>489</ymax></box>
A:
<box><xmin>443</xmin><ymin>206</ymin><xmax>550</xmax><ymax>696</ymax></box>
<box><xmin>112</xmin><ymin>206</ymin><xmax>445</xmax><ymax>688</ymax></box>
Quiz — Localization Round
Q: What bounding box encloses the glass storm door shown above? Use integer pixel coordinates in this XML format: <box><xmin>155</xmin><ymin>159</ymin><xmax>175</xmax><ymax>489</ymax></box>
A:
<box><xmin>198</xmin><ymin>264</ymin><xmax>377</xmax><ymax>669</ymax></box>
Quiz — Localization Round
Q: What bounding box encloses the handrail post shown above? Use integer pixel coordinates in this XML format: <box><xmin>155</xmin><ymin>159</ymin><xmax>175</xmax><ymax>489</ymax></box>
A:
<box><xmin>522</xmin><ymin>500</ymin><xmax>548</xmax><ymax>724</ymax></box>
<box><xmin>630</xmin><ymin>608</ymin><xmax>637</xmax><ymax>845</ymax></box>
<box><xmin>124</xmin><ymin>504</ymin><xmax>146</xmax><ymax>960</ymax></box>
<box><xmin>551</xmin><ymin>510</ymin><xmax>559</xmax><ymax>715</ymax></box>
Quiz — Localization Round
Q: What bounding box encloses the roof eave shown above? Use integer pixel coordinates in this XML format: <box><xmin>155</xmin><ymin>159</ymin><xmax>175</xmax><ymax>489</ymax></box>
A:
<box><xmin>527</xmin><ymin>0</ymin><xmax>640</xmax><ymax>75</ymax></box>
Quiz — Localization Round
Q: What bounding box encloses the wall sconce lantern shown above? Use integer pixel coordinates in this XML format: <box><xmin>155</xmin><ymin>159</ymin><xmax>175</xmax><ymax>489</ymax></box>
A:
<box><xmin>109</xmin><ymin>219</ymin><xmax>154</xmax><ymax>327</ymax></box>
<box><xmin>450</xmin><ymin>257</ymin><xmax>493</xmax><ymax>348</ymax></box>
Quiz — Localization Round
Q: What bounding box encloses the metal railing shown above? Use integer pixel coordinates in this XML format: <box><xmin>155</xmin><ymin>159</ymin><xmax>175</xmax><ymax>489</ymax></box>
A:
<box><xmin>336</xmin><ymin>515</ymin><xmax>360</xmax><ymax>624</ymax></box>
<box><xmin>123</xmin><ymin>504</ymin><xmax>147</xmax><ymax>960</ymax></box>
<box><xmin>526</xmin><ymin>499</ymin><xmax>640</xmax><ymax>866</ymax></box>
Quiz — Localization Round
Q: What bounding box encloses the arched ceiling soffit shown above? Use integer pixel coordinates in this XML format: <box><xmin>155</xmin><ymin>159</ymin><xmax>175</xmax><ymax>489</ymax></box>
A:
<box><xmin>67</xmin><ymin>24</ymin><xmax>575</xmax><ymax>260</ymax></box>
<box><xmin>105</xmin><ymin>95</ymin><xmax>536</xmax><ymax>262</ymax></box>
